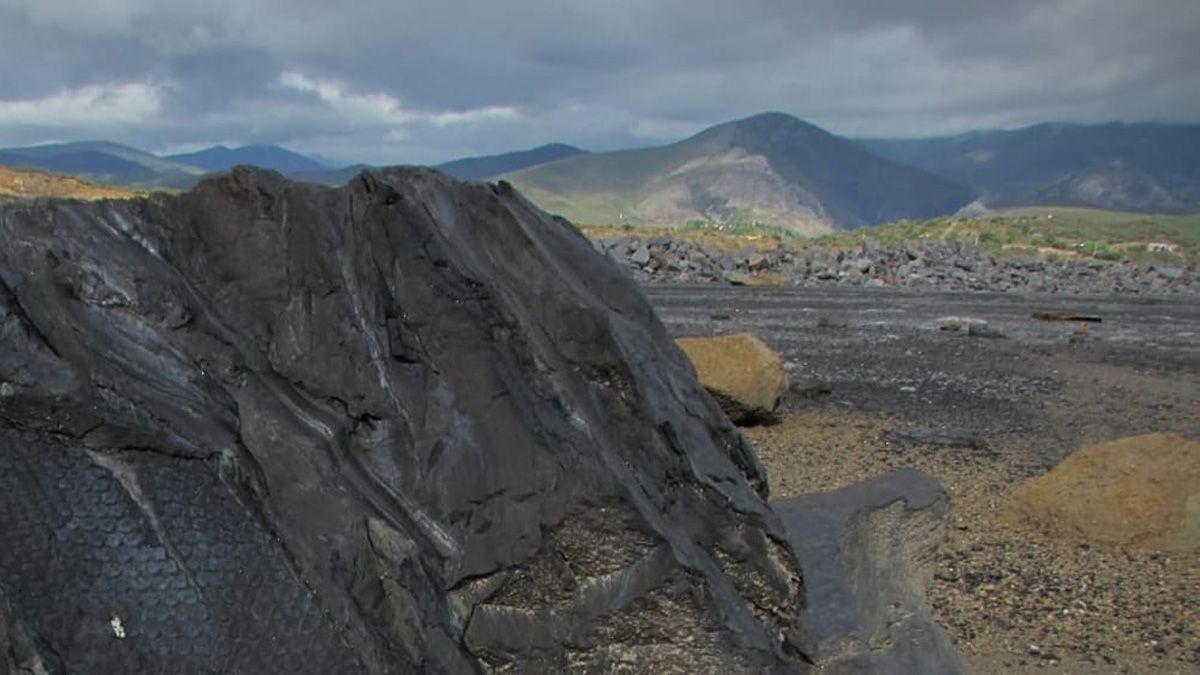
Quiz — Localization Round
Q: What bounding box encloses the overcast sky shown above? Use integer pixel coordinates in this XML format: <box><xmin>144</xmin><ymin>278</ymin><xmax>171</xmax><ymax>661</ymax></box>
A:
<box><xmin>0</xmin><ymin>0</ymin><xmax>1197</xmax><ymax>165</ymax></box>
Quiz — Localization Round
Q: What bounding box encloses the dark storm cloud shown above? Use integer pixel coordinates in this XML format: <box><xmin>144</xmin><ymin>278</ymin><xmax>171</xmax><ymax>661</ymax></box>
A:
<box><xmin>0</xmin><ymin>0</ymin><xmax>1197</xmax><ymax>164</ymax></box>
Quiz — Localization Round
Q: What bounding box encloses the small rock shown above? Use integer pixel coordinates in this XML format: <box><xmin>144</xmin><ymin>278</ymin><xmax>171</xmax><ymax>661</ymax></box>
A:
<box><xmin>676</xmin><ymin>333</ymin><xmax>788</xmax><ymax>425</ymax></box>
<box><xmin>885</xmin><ymin>427</ymin><xmax>988</xmax><ymax>450</ymax></box>
<box><xmin>723</xmin><ymin>271</ymin><xmax>750</xmax><ymax>286</ymax></box>
<box><xmin>630</xmin><ymin>244</ymin><xmax>651</xmax><ymax>266</ymax></box>
<box><xmin>789</xmin><ymin>379</ymin><xmax>832</xmax><ymax>399</ymax></box>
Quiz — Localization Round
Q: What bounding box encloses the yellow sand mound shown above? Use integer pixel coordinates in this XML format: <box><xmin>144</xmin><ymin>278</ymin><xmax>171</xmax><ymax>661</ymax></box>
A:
<box><xmin>1008</xmin><ymin>433</ymin><xmax>1200</xmax><ymax>551</ymax></box>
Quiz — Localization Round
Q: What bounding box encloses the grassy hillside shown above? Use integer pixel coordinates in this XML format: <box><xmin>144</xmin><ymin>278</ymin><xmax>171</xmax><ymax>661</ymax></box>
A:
<box><xmin>813</xmin><ymin>206</ymin><xmax>1198</xmax><ymax>264</ymax></box>
<box><xmin>0</xmin><ymin>165</ymin><xmax>144</xmax><ymax>201</ymax></box>
<box><xmin>583</xmin><ymin>206</ymin><xmax>1199</xmax><ymax>266</ymax></box>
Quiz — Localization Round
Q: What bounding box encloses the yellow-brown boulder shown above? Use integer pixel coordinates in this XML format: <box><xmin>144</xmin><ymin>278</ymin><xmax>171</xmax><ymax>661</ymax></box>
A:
<box><xmin>1008</xmin><ymin>433</ymin><xmax>1200</xmax><ymax>551</ymax></box>
<box><xmin>676</xmin><ymin>333</ymin><xmax>788</xmax><ymax>425</ymax></box>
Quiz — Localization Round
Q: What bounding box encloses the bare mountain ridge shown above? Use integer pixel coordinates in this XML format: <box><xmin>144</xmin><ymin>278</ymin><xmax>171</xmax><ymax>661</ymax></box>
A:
<box><xmin>5</xmin><ymin>116</ymin><xmax>1196</xmax><ymax>221</ymax></box>
<box><xmin>863</xmin><ymin>122</ymin><xmax>1200</xmax><ymax>213</ymax></box>
<box><xmin>166</xmin><ymin>145</ymin><xmax>328</xmax><ymax>174</ymax></box>
<box><xmin>502</xmin><ymin>112</ymin><xmax>976</xmax><ymax>233</ymax></box>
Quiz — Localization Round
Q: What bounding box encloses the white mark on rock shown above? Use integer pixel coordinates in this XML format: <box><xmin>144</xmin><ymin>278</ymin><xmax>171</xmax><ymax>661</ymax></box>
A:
<box><xmin>110</xmin><ymin>615</ymin><xmax>126</xmax><ymax>639</ymax></box>
<box><xmin>0</xmin><ymin>382</ymin><xmax>13</xmax><ymax>397</ymax></box>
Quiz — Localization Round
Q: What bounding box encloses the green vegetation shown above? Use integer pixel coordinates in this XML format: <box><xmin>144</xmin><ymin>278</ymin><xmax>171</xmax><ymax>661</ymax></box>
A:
<box><xmin>677</xmin><ymin>219</ymin><xmax>804</xmax><ymax>241</ymax></box>
<box><xmin>580</xmin><ymin>206</ymin><xmax>1199</xmax><ymax>266</ymax></box>
<box><xmin>810</xmin><ymin>206</ymin><xmax>1199</xmax><ymax>265</ymax></box>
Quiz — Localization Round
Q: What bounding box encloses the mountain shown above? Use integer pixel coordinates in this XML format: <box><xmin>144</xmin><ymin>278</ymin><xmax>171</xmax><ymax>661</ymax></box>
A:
<box><xmin>0</xmin><ymin>141</ymin><xmax>204</xmax><ymax>187</ymax></box>
<box><xmin>288</xmin><ymin>144</ymin><xmax>587</xmax><ymax>188</ymax></box>
<box><xmin>501</xmin><ymin>113</ymin><xmax>975</xmax><ymax>233</ymax></box>
<box><xmin>862</xmin><ymin>123</ymin><xmax>1200</xmax><ymax>212</ymax></box>
<box><xmin>291</xmin><ymin>163</ymin><xmax>375</xmax><ymax>187</ymax></box>
<box><xmin>436</xmin><ymin>143</ymin><xmax>587</xmax><ymax>180</ymax></box>
<box><xmin>167</xmin><ymin>144</ymin><xmax>327</xmax><ymax>174</ymax></box>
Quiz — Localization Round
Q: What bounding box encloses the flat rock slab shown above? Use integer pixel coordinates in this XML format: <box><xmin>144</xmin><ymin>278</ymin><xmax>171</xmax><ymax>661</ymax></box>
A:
<box><xmin>773</xmin><ymin>469</ymin><xmax>967</xmax><ymax>675</ymax></box>
<box><xmin>1032</xmin><ymin>310</ymin><xmax>1103</xmax><ymax>322</ymax></box>
<box><xmin>884</xmin><ymin>427</ymin><xmax>988</xmax><ymax>451</ymax></box>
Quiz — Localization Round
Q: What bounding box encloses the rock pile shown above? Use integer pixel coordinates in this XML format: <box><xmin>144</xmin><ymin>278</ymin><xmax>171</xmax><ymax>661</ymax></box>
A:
<box><xmin>595</xmin><ymin>235</ymin><xmax>1197</xmax><ymax>295</ymax></box>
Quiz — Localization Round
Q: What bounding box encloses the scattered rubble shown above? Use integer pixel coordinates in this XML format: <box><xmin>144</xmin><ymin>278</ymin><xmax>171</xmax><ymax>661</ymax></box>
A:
<box><xmin>593</xmin><ymin>234</ymin><xmax>1197</xmax><ymax>295</ymax></box>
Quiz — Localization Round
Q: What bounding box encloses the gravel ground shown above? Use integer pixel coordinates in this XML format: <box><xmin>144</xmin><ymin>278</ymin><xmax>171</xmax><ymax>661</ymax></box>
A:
<box><xmin>645</xmin><ymin>284</ymin><xmax>1200</xmax><ymax>674</ymax></box>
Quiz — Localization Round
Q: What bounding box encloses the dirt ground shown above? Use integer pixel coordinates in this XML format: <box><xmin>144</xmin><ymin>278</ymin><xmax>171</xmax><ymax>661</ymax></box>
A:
<box><xmin>646</xmin><ymin>284</ymin><xmax>1200</xmax><ymax>674</ymax></box>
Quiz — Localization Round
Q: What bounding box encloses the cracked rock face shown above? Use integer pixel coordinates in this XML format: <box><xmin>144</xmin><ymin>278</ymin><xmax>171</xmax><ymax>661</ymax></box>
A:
<box><xmin>0</xmin><ymin>168</ymin><xmax>807</xmax><ymax>674</ymax></box>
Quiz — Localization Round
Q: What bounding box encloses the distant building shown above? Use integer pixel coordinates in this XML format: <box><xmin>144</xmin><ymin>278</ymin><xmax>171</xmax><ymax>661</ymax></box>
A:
<box><xmin>1147</xmin><ymin>242</ymin><xmax>1178</xmax><ymax>253</ymax></box>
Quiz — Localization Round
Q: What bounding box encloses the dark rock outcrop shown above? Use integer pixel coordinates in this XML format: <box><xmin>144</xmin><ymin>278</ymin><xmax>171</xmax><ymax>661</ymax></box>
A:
<box><xmin>0</xmin><ymin>168</ymin><xmax>805</xmax><ymax>673</ymax></box>
<box><xmin>773</xmin><ymin>470</ymin><xmax>966</xmax><ymax>674</ymax></box>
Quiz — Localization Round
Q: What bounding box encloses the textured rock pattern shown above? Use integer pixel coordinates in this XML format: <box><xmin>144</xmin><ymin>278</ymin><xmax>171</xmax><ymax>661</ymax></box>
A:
<box><xmin>0</xmin><ymin>169</ymin><xmax>806</xmax><ymax>673</ymax></box>
<box><xmin>774</xmin><ymin>470</ymin><xmax>966</xmax><ymax>675</ymax></box>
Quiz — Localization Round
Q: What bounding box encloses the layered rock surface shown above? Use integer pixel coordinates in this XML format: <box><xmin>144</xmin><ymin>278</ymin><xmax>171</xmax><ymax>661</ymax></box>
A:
<box><xmin>0</xmin><ymin>168</ymin><xmax>805</xmax><ymax>673</ymax></box>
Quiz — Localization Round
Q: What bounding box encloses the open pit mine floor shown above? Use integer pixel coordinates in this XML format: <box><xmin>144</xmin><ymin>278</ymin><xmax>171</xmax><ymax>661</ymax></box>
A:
<box><xmin>645</xmin><ymin>284</ymin><xmax>1200</xmax><ymax>675</ymax></box>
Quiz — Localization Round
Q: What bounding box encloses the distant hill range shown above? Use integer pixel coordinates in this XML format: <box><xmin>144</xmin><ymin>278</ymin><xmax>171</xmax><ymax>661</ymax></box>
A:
<box><xmin>0</xmin><ymin>142</ymin><xmax>330</xmax><ymax>189</ymax></box>
<box><xmin>502</xmin><ymin>113</ymin><xmax>973</xmax><ymax>233</ymax></box>
<box><xmin>166</xmin><ymin>145</ymin><xmax>327</xmax><ymax>174</ymax></box>
<box><xmin>2</xmin><ymin>117</ymin><xmax>1196</xmax><ymax>228</ymax></box>
<box><xmin>862</xmin><ymin>123</ymin><xmax>1200</xmax><ymax>213</ymax></box>
<box><xmin>0</xmin><ymin>141</ymin><xmax>204</xmax><ymax>188</ymax></box>
<box><xmin>275</xmin><ymin>143</ymin><xmax>587</xmax><ymax>186</ymax></box>
<box><xmin>437</xmin><ymin>143</ymin><xmax>587</xmax><ymax>180</ymax></box>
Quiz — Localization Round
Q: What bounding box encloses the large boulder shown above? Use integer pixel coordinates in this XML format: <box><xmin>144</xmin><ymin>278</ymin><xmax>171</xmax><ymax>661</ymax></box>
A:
<box><xmin>676</xmin><ymin>332</ymin><xmax>789</xmax><ymax>424</ymax></box>
<box><xmin>773</xmin><ymin>470</ymin><xmax>966</xmax><ymax>674</ymax></box>
<box><xmin>0</xmin><ymin>169</ymin><xmax>967</xmax><ymax>675</ymax></box>
<box><xmin>0</xmin><ymin>169</ymin><xmax>803</xmax><ymax>673</ymax></box>
<box><xmin>1008</xmin><ymin>433</ymin><xmax>1200</xmax><ymax>551</ymax></box>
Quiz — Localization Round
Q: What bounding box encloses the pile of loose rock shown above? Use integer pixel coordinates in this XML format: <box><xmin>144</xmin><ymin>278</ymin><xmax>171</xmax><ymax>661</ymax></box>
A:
<box><xmin>593</xmin><ymin>235</ymin><xmax>1197</xmax><ymax>295</ymax></box>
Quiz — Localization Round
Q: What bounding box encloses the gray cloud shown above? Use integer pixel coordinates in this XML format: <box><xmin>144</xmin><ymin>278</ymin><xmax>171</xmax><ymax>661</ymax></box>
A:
<box><xmin>0</xmin><ymin>0</ymin><xmax>1197</xmax><ymax>165</ymax></box>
